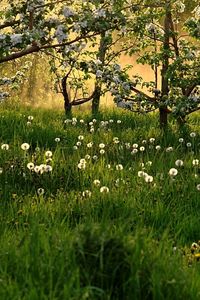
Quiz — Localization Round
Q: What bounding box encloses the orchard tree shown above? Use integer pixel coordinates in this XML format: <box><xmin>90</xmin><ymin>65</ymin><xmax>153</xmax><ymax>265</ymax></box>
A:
<box><xmin>0</xmin><ymin>0</ymin><xmax>200</xmax><ymax>127</ymax></box>
<box><xmin>0</xmin><ymin>0</ymin><xmax>134</xmax><ymax>113</ymax></box>
<box><xmin>114</xmin><ymin>0</ymin><xmax>200</xmax><ymax>127</ymax></box>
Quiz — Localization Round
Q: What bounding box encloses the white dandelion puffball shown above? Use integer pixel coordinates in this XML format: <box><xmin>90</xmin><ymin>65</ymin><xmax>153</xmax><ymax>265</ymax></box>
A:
<box><xmin>155</xmin><ymin>145</ymin><xmax>161</xmax><ymax>151</ymax></box>
<box><xmin>116</xmin><ymin>164</ymin><xmax>123</xmax><ymax>171</ymax></box>
<box><xmin>186</xmin><ymin>142</ymin><xmax>192</xmax><ymax>148</ymax></box>
<box><xmin>45</xmin><ymin>150</ymin><xmax>53</xmax><ymax>158</ymax></box>
<box><xmin>144</xmin><ymin>175</ymin><xmax>153</xmax><ymax>183</ymax></box>
<box><xmin>100</xmin><ymin>149</ymin><xmax>105</xmax><ymax>155</ymax></box>
<box><xmin>131</xmin><ymin>149</ymin><xmax>138</xmax><ymax>155</ymax></box>
<box><xmin>78</xmin><ymin>135</ymin><xmax>84</xmax><ymax>141</ymax></box>
<box><xmin>100</xmin><ymin>186</ymin><xmax>109</xmax><ymax>193</ymax></box>
<box><xmin>55</xmin><ymin>137</ymin><xmax>60</xmax><ymax>143</ymax></box>
<box><xmin>169</xmin><ymin>168</ymin><xmax>178</xmax><ymax>177</ymax></box>
<box><xmin>82</xmin><ymin>190</ymin><xmax>92</xmax><ymax>197</ymax></box>
<box><xmin>175</xmin><ymin>160</ymin><xmax>184</xmax><ymax>167</ymax></box>
<box><xmin>138</xmin><ymin>171</ymin><xmax>145</xmax><ymax>177</ymax></box>
<box><xmin>1</xmin><ymin>144</ymin><xmax>9</xmax><ymax>150</ymax></box>
<box><xmin>190</xmin><ymin>132</ymin><xmax>196</xmax><ymax>138</ymax></box>
<box><xmin>27</xmin><ymin>162</ymin><xmax>34</xmax><ymax>170</ymax></box>
<box><xmin>93</xmin><ymin>179</ymin><xmax>101</xmax><ymax>186</ymax></box>
<box><xmin>140</xmin><ymin>146</ymin><xmax>145</xmax><ymax>152</ymax></box>
<box><xmin>87</xmin><ymin>142</ymin><xmax>93</xmax><ymax>148</ymax></box>
<box><xmin>99</xmin><ymin>143</ymin><xmax>105</xmax><ymax>149</ymax></box>
<box><xmin>21</xmin><ymin>143</ymin><xmax>30</xmax><ymax>150</ymax></box>
<box><xmin>149</xmin><ymin>138</ymin><xmax>155</xmax><ymax>143</ymax></box>
<box><xmin>192</xmin><ymin>159</ymin><xmax>199</xmax><ymax>166</ymax></box>
<box><xmin>37</xmin><ymin>188</ymin><xmax>44</xmax><ymax>196</ymax></box>
<box><xmin>132</xmin><ymin>143</ymin><xmax>138</xmax><ymax>148</ymax></box>
<box><xmin>197</xmin><ymin>184</ymin><xmax>200</xmax><ymax>191</ymax></box>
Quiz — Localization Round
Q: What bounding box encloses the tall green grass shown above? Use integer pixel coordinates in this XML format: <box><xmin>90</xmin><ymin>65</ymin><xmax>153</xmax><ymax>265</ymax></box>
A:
<box><xmin>0</xmin><ymin>105</ymin><xmax>200</xmax><ymax>299</ymax></box>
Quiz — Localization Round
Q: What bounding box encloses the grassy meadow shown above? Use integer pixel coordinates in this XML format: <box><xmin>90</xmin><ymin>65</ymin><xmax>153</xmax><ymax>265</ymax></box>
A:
<box><xmin>0</xmin><ymin>104</ymin><xmax>200</xmax><ymax>299</ymax></box>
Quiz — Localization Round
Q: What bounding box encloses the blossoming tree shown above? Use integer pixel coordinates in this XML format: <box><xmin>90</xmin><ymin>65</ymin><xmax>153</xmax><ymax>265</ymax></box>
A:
<box><xmin>111</xmin><ymin>0</ymin><xmax>200</xmax><ymax>126</ymax></box>
<box><xmin>0</xmin><ymin>0</ymin><xmax>200</xmax><ymax>126</ymax></box>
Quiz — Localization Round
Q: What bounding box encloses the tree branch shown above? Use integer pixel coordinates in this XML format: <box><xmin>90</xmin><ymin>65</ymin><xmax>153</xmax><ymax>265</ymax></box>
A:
<box><xmin>0</xmin><ymin>32</ymin><xmax>99</xmax><ymax>64</ymax></box>
<box><xmin>0</xmin><ymin>20</ymin><xmax>19</xmax><ymax>30</ymax></box>
<box><xmin>130</xmin><ymin>86</ymin><xmax>156</xmax><ymax>103</ymax></box>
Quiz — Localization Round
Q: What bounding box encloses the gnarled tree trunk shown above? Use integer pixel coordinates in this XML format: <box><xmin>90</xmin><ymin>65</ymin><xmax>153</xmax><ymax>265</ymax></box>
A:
<box><xmin>62</xmin><ymin>75</ymin><xmax>72</xmax><ymax>115</ymax></box>
<box><xmin>160</xmin><ymin>2</ymin><xmax>171</xmax><ymax>128</ymax></box>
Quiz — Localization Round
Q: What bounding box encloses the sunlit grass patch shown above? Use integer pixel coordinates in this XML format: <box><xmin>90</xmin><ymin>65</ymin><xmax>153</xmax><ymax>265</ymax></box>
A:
<box><xmin>0</xmin><ymin>106</ymin><xmax>200</xmax><ymax>299</ymax></box>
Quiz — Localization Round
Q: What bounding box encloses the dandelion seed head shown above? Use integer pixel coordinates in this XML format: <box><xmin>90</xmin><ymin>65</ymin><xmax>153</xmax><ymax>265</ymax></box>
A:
<box><xmin>21</xmin><ymin>143</ymin><xmax>30</xmax><ymax>151</ymax></box>
<box><xmin>100</xmin><ymin>149</ymin><xmax>105</xmax><ymax>155</ymax></box>
<box><xmin>1</xmin><ymin>144</ymin><xmax>9</xmax><ymax>150</ymax></box>
<box><xmin>116</xmin><ymin>164</ymin><xmax>123</xmax><ymax>171</ymax></box>
<box><xmin>149</xmin><ymin>138</ymin><xmax>155</xmax><ymax>143</ymax></box>
<box><xmin>155</xmin><ymin>145</ymin><xmax>161</xmax><ymax>151</ymax></box>
<box><xmin>37</xmin><ymin>188</ymin><xmax>44</xmax><ymax>196</ymax></box>
<box><xmin>34</xmin><ymin>166</ymin><xmax>40</xmax><ymax>173</ymax></box>
<box><xmin>175</xmin><ymin>159</ymin><xmax>184</xmax><ymax>167</ymax></box>
<box><xmin>78</xmin><ymin>162</ymin><xmax>86</xmax><ymax>170</ymax></box>
<box><xmin>100</xmin><ymin>186</ymin><xmax>109</xmax><ymax>193</ymax></box>
<box><xmin>80</xmin><ymin>158</ymin><xmax>86</xmax><ymax>164</ymax></box>
<box><xmin>144</xmin><ymin>175</ymin><xmax>153</xmax><ymax>183</ymax></box>
<box><xmin>76</xmin><ymin>141</ymin><xmax>82</xmax><ymax>147</ymax></box>
<box><xmin>82</xmin><ymin>190</ymin><xmax>92</xmax><ymax>197</ymax></box>
<box><xmin>85</xmin><ymin>154</ymin><xmax>91</xmax><ymax>160</ymax></box>
<box><xmin>87</xmin><ymin>142</ymin><xmax>93</xmax><ymax>148</ymax></box>
<box><xmin>78</xmin><ymin>135</ymin><xmax>84</xmax><ymax>141</ymax></box>
<box><xmin>186</xmin><ymin>142</ymin><xmax>192</xmax><ymax>148</ymax></box>
<box><xmin>125</xmin><ymin>142</ymin><xmax>131</xmax><ymax>149</ymax></box>
<box><xmin>193</xmin><ymin>159</ymin><xmax>199</xmax><ymax>166</ymax></box>
<box><xmin>45</xmin><ymin>165</ymin><xmax>52</xmax><ymax>172</ymax></box>
<box><xmin>64</xmin><ymin>119</ymin><xmax>71</xmax><ymax>124</ymax></box>
<box><xmin>169</xmin><ymin>168</ymin><xmax>178</xmax><ymax>176</ymax></box>
<box><xmin>132</xmin><ymin>143</ymin><xmax>138</xmax><ymax>148</ymax></box>
<box><xmin>93</xmin><ymin>179</ymin><xmax>101</xmax><ymax>186</ymax></box>
<box><xmin>138</xmin><ymin>171</ymin><xmax>145</xmax><ymax>177</ymax></box>
<box><xmin>113</xmin><ymin>137</ymin><xmax>120</xmax><ymax>144</ymax></box>
<box><xmin>99</xmin><ymin>143</ymin><xmax>105</xmax><ymax>149</ymax></box>
<box><xmin>140</xmin><ymin>146</ymin><xmax>145</xmax><ymax>152</ymax></box>
<box><xmin>27</xmin><ymin>162</ymin><xmax>34</xmax><ymax>170</ymax></box>
<box><xmin>45</xmin><ymin>150</ymin><xmax>53</xmax><ymax>158</ymax></box>
<box><xmin>190</xmin><ymin>132</ymin><xmax>196</xmax><ymax>138</ymax></box>
<box><xmin>131</xmin><ymin>148</ymin><xmax>138</xmax><ymax>155</ymax></box>
<box><xmin>166</xmin><ymin>146</ymin><xmax>173</xmax><ymax>152</ymax></box>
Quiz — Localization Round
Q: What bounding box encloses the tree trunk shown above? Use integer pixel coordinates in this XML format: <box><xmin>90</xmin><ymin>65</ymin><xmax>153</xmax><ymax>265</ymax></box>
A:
<box><xmin>62</xmin><ymin>75</ymin><xmax>72</xmax><ymax>115</ymax></box>
<box><xmin>92</xmin><ymin>32</ymin><xmax>107</xmax><ymax>114</ymax></box>
<box><xmin>92</xmin><ymin>84</ymin><xmax>101</xmax><ymax>115</ymax></box>
<box><xmin>160</xmin><ymin>2</ymin><xmax>171</xmax><ymax>128</ymax></box>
